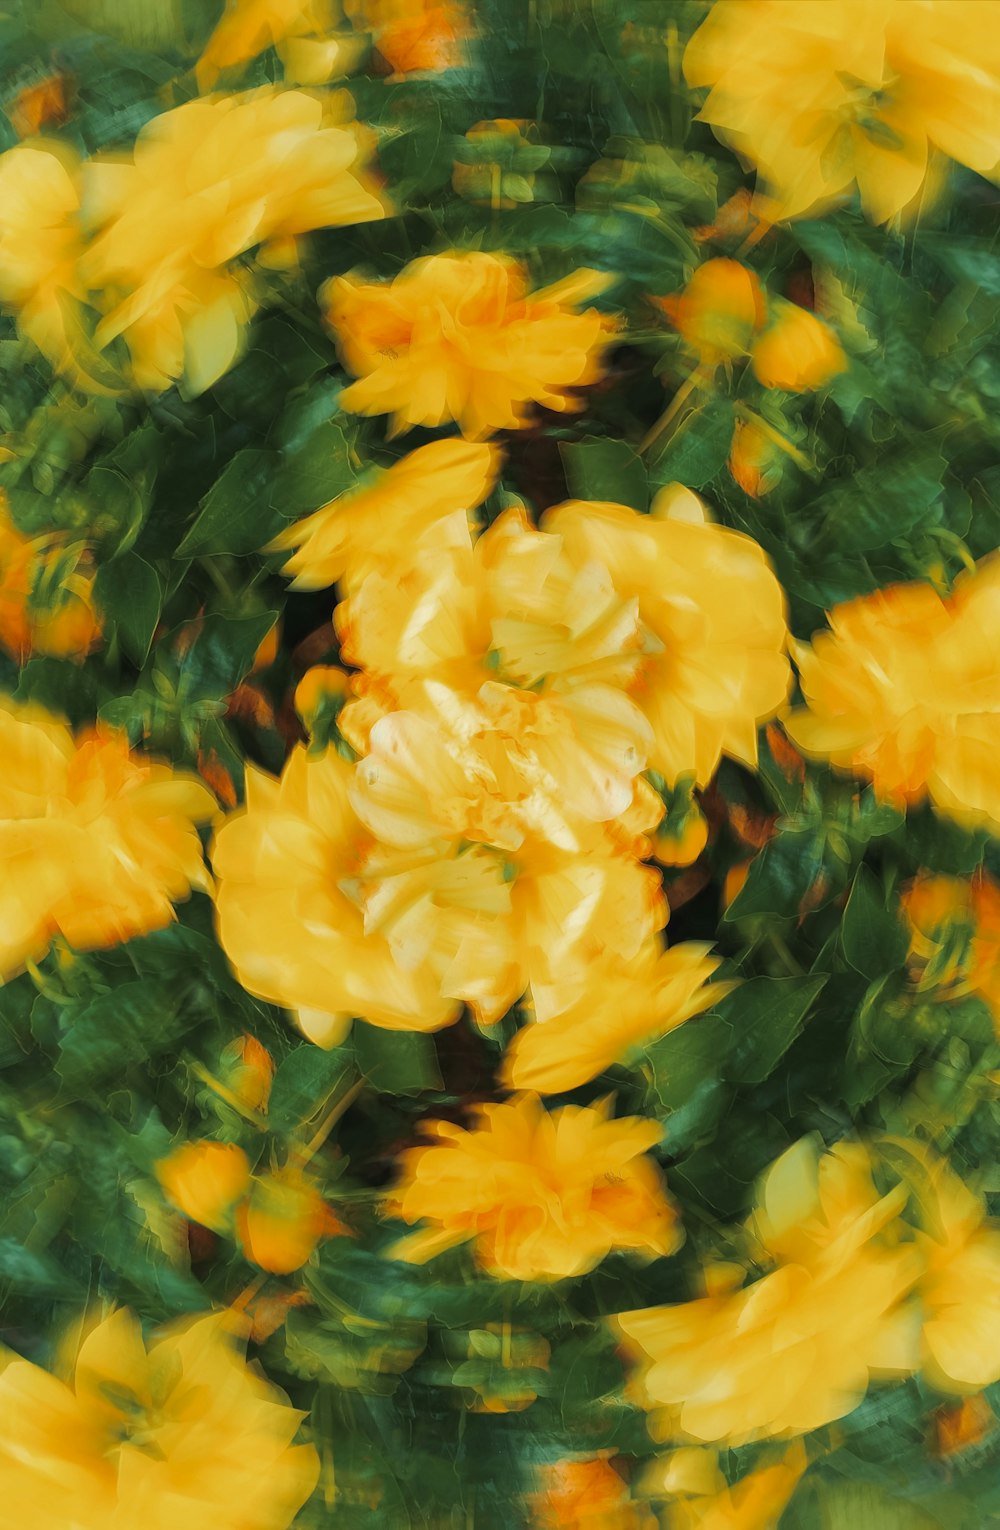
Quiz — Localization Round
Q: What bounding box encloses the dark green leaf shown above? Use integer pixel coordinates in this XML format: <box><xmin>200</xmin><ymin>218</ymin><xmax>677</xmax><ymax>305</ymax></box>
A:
<box><xmin>722</xmin><ymin>975</ymin><xmax>827</xmax><ymax>1084</ymax></box>
<box><xmin>842</xmin><ymin>866</ymin><xmax>908</xmax><ymax>980</ymax></box>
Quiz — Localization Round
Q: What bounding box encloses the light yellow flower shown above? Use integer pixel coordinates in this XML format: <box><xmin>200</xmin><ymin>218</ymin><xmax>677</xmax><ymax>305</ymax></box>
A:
<box><xmin>684</xmin><ymin>0</ymin><xmax>1000</xmax><ymax>225</ymax></box>
<box><xmin>0</xmin><ymin>139</ymin><xmax>85</xmax><ymax>376</ymax></box>
<box><xmin>500</xmin><ymin>940</ymin><xmax>727</xmax><ymax>1094</ymax></box>
<box><xmin>0</xmin><ymin>493</ymin><xmax>103</xmax><ymax>662</ymax></box>
<box><xmin>323</xmin><ymin>250</ymin><xmax>616</xmax><ymax>438</ymax></box>
<box><xmin>543</xmin><ymin>491</ymin><xmax>790</xmax><ymax>786</ymax></box>
<box><xmin>197</xmin><ymin>0</ymin><xmax>364</xmax><ymax>90</ymax></box>
<box><xmin>0</xmin><ymin>698</ymin><xmax>216</xmax><ymax>980</ymax></box>
<box><xmin>155</xmin><ymin>1141</ymin><xmax>251</xmax><ymax>1232</ymax></box>
<box><xmin>211</xmin><ymin>745</ymin><xmax>460</xmax><ymax>1046</ymax></box>
<box><xmin>82</xmin><ymin>87</ymin><xmax>385</xmax><ymax>394</ymax></box>
<box><xmin>268</xmin><ymin>438</ymin><xmax>500</xmax><ymax>591</ymax></box>
<box><xmin>900</xmin><ymin>1145</ymin><xmax>1000</xmax><ymax>1393</ymax></box>
<box><xmin>641</xmin><ymin>1443</ymin><xmax>807</xmax><ymax>1530</ymax></box>
<box><xmin>751</xmin><ymin>301</ymin><xmax>846</xmax><ymax>392</ymax></box>
<box><xmin>0</xmin><ymin>1307</ymin><xmax>319</xmax><ymax>1529</ymax></box>
<box><xmin>386</xmin><ymin>1093</ymin><xmax>681</xmax><ymax>1281</ymax></box>
<box><xmin>617</xmin><ymin>1138</ymin><xmax>922</xmax><ymax>1443</ymax></box>
<box><xmin>901</xmin><ymin>870</ymin><xmax>1000</xmax><ymax>1024</ymax></box>
<box><xmin>785</xmin><ymin>556</ymin><xmax>1000</xmax><ymax>830</ymax></box>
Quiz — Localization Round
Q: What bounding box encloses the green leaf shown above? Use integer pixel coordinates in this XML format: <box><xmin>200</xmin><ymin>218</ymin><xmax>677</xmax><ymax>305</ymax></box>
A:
<box><xmin>721</xmin><ymin>975</ymin><xmax>827</xmax><ymax>1084</ymax></box>
<box><xmin>841</xmin><ymin>866</ymin><xmax>908</xmax><ymax>980</ymax></box>
<box><xmin>725</xmin><ymin>823</ymin><xmax>834</xmax><ymax>921</ymax></box>
<box><xmin>56</xmin><ymin>979</ymin><xmax>198</xmax><ymax>1093</ymax></box>
<box><xmin>353</xmin><ymin>1025</ymin><xmax>443</xmax><ymax>1095</ymax></box>
<box><xmin>177</xmin><ymin>449</ymin><xmax>281</xmax><ymax>557</ymax></box>
<box><xmin>644</xmin><ymin>1014</ymin><xmax>731</xmax><ymax>1151</ymax></box>
<box><xmin>559</xmin><ymin>436</ymin><xmax>648</xmax><ymax>511</ymax></box>
<box><xmin>94</xmin><ymin>551</ymin><xmax>163</xmax><ymax>665</ymax></box>
<box><xmin>173</xmin><ymin>610</ymin><xmax>279</xmax><ymax>702</ymax></box>
<box><xmin>273</xmin><ymin>418</ymin><xmax>358</xmax><ymax>520</ymax></box>
<box><xmin>648</xmin><ymin>396</ymin><xmax>733</xmax><ymax>489</ymax></box>
<box><xmin>268</xmin><ymin>1044</ymin><xmax>356</xmax><ymax>1135</ymax></box>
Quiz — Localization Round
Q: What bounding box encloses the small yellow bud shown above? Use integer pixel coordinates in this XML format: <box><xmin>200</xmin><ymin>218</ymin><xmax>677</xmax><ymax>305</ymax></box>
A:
<box><xmin>220</xmin><ymin>1033</ymin><xmax>275</xmax><ymax>1114</ymax></box>
<box><xmin>155</xmin><ymin>1141</ymin><xmax>251</xmax><ymax>1232</ymax></box>
<box><xmin>751</xmin><ymin>301</ymin><xmax>846</xmax><ymax>392</ymax></box>
<box><xmin>237</xmin><ymin>1165</ymin><xmax>343</xmax><ymax>1274</ymax></box>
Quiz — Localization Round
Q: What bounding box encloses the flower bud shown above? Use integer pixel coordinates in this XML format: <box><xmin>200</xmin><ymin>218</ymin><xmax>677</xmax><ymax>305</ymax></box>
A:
<box><xmin>220</xmin><ymin>1034</ymin><xmax>275</xmax><ymax>1114</ymax></box>
<box><xmin>655</xmin><ymin>258</ymin><xmax>766</xmax><ymax>366</ymax></box>
<box><xmin>236</xmin><ymin>1165</ymin><xmax>342</xmax><ymax>1274</ymax></box>
<box><xmin>155</xmin><ymin>1141</ymin><xmax>251</xmax><ymax>1232</ymax></box>
<box><xmin>728</xmin><ymin>418</ymin><xmax>781</xmax><ymax>498</ymax></box>
<box><xmin>751</xmin><ymin>301</ymin><xmax>846</xmax><ymax>392</ymax></box>
<box><xmin>655</xmin><ymin>804</ymin><xmax>708</xmax><ymax>867</ymax></box>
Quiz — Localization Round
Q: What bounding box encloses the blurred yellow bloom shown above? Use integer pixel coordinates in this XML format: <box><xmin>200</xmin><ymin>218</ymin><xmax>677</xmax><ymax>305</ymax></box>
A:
<box><xmin>684</xmin><ymin>0</ymin><xmax>1000</xmax><ymax>224</ymax></box>
<box><xmin>500</xmin><ymin>940</ymin><xmax>726</xmax><ymax>1094</ymax></box>
<box><xmin>237</xmin><ymin>1165</ymin><xmax>343</xmax><ymax>1273</ymax></box>
<box><xmin>323</xmin><ymin>251</ymin><xmax>616</xmax><ymax>438</ymax></box>
<box><xmin>220</xmin><ymin>1033</ymin><xmax>275</xmax><ymax>1113</ymax></box>
<box><xmin>655</xmin><ymin>801</ymin><xmax>709</xmax><ymax>867</ymax></box>
<box><xmin>347</xmin><ymin>0</ymin><xmax>471</xmax><ymax>76</ymax></box>
<box><xmin>653</xmin><ymin>258</ymin><xmax>766</xmax><ymax>367</ymax></box>
<box><xmin>197</xmin><ymin>0</ymin><xmax>364</xmax><ymax>90</ymax></box>
<box><xmin>935</xmin><ymin>1395</ymin><xmax>996</xmax><ymax>1458</ymax></box>
<box><xmin>0</xmin><ymin>698</ymin><xmax>216</xmax><ymax>980</ymax></box>
<box><xmin>902</xmin><ymin>1145</ymin><xmax>1000</xmax><ymax>1393</ymax></box>
<box><xmin>785</xmin><ymin>557</ymin><xmax>1000</xmax><ymax>830</ymax></box>
<box><xmin>641</xmin><ymin>1443</ymin><xmax>807</xmax><ymax>1530</ymax></box>
<box><xmin>155</xmin><ymin>1140</ymin><xmax>251</xmax><ymax>1232</ymax></box>
<box><xmin>452</xmin><ymin>119</ymin><xmax>544</xmax><ymax>209</ymax></box>
<box><xmin>0</xmin><ymin>1307</ymin><xmax>319</xmax><ymax>1529</ymax></box>
<box><xmin>269</xmin><ymin>438</ymin><xmax>500</xmax><ymax>590</ymax></box>
<box><xmin>544</xmin><ymin>492</ymin><xmax>790</xmax><ymax>787</ymax></box>
<box><xmin>349</xmin><ymin>707</ymin><xmax>665</xmax><ymax>1024</ymax></box>
<box><xmin>0</xmin><ymin>494</ymin><xmax>103</xmax><ymax>661</ymax></box>
<box><xmin>387</xmin><ymin>1094</ymin><xmax>681</xmax><ymax>1281</ymax></box>
<box><xmin>751</xmin><ymin>301</ymin><xmax>846</xmax><ymax>392</ymax></box>
<box><xmin>82</xmin><ymin>87</ymin><xmax>385</xmax><ymax>394</ymax></box>
<box><xmin>0</xmin><ymin>139</ymin><xmax>86</xmax><ymax>377</ymax></box>
<box><xmin>528</xmin><ymin>1455</ymin><xmax>657</xmax><ymax>1529</ymax></box>
<box><xmin>901</xmin><ymin>871</ymin><xmax>1000</xmax><ymax>1022</ymax></box>
<box><xmin>617</xmin><ymin>1138</ymin><xmax>922</xmax><ymax>1443</ymax></box>
<box><xmin>211</xmin><ymin>745</ymin><xmax>459</xmax><ymax>1047</ymax></box>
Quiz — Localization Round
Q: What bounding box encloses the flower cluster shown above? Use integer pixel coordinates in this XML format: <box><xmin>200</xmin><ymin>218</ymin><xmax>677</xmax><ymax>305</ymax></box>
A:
<box><xmin>0</xmin><ymin>87</ymin><xmax>384</xmax><ymax>394</ymax></box>
<box><xmin>617</xmin><ymin>1135</ymin><xmax>1000</xmax><ymax>1445</ymax></box>
<box><xmin>213</xmin><ymin>430</ymin><xmax>788</xmax><ymax>1083</ymax></box>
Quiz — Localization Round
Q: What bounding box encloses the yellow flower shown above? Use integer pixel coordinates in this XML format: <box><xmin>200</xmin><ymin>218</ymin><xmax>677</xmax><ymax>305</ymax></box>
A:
<box><xmin>220</xmin><ymin>1033</ymin><xmax>275</xmax><ymax>1113</ymax></box>
<box><xmin>0</xmin><ymin>139</ymin><xmax>85</xmax><ymax>376</ymax></box>
<box><xmin>655</xmin><ymin>800</ymin><xmax>709</xmax><ymax>867</ymax></box>
<box><xmin>902</xmin><ymin>1145</ymin><xmax>1000</xmax><ymax>1393</ymax></box>
<box><xmin>0</xmin><ymin>698</ymin><xmax>216</xmax><ymax>980</ymax></box>
<box><xmin>155</xmin><ymin>1141</ymin><xmax>251</xmax><ymax>1232</ymax></box>
<box><xmin>348</xmin><ymin>707</ymin><xmax>665</xmax><ymax>1024</ymax></box>
<box><xmin>684</xmin><ymin>0</ymin><xmax>1000</xmax><ymax>225</ymax></box>
<box><xmin>197</xmin><ymin>0</ymin><xmax>364</xmax><ymax>91</ymax></box>
<box><xmin>652</xmin><ymin>258</ymin><xmax>766</xmax><ymax>367</ymax></box>
<box><xmin>543</xmin><ymin>491</ymin><xmax>790</xmax><ymax>786</ymax></box>
<box><xmin>0</xmin><ymin>1307</ymin><xmax>319</xmax><ymax>1529</ymax></box>
<box><xmin>751</xmin><ymin>300</ymin><xmax>846</xmax><ymax>392</ymax></box>
<box><xmin>386</xmin><ymin>1094</ymin><xmax>681</xmax><ymax>1281</ymax></box>
<box><xmin>641</xmin><ymin>1443</ymin><xmax>807</xmax><ymax>1530</ymax></box>
<box><xmin>500</xmin><ymin>940</ymin><xmax>727</xmax><ymax>1094</ymax></box>
<box><xmin>211</xmin><ymin>744</ymin><xmax>459</xmax><ymax>1046</ymax></box>
<box><xmin>617</xmin><ymin>1138</ymin><xmax>922</xmax><ymax>1443</ymax></box>
<box><xmin>323</xmin><ymin>251</ymin><xmax>616</xmax><ymax>438</ymax></box>
<box><xmin>0</xmin><ymin>494</ymin><xmax>103</xmax><ymax>661</ymax></box>
<box><xmin>527</xmin><ymin>1455</ymin><xmax>657</xmax><ymax>1529</ymax></box>
<box><xmin>237</xmin><ymin>1165</ymin><xmax>343</xmax><ymax>1273</ymax></box>
<box><xmin>347</xmin><ymin>0</ymin><xmax>471</xmax><ymax>76</ymax></box>
<box><xmin>268</xmin><ymin>438</ymin><xmax>500</xmax><ymax>590</ymax></box>
<box><xmin>784</xmin><ymin>557</ymin><xmax>1000</xmax><ymax>830</ymax></box>
<box><xmin>82</xmin><ymin>87</ymin><xmax>385</xmax><ymax>394</ymax></box>
<box><xmin>901</xmin><ymin>871</ymin><xmax>1000</xmax><ymax>1021</ymax></box>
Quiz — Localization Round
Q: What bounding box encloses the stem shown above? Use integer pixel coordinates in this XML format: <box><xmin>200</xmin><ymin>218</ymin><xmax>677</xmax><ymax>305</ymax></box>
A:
<box><xmin>295</xmin><ymin>1077</ymin><xmax>366</xmax><ymax>1165</ymax></box>
<box><xmin>640</xmin><ymin>366</ymin><xmax>708</xmax><ymax>456</ymax></box>
<box><xmin>734</xmin><ymin>402</ymin><xmax>815</xmax><ymax>473</ymax></box>
<box><xmin>189</xmin><ymin>1059</ymin><xmax>268</xmax><ymax>1130</ymax></box>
